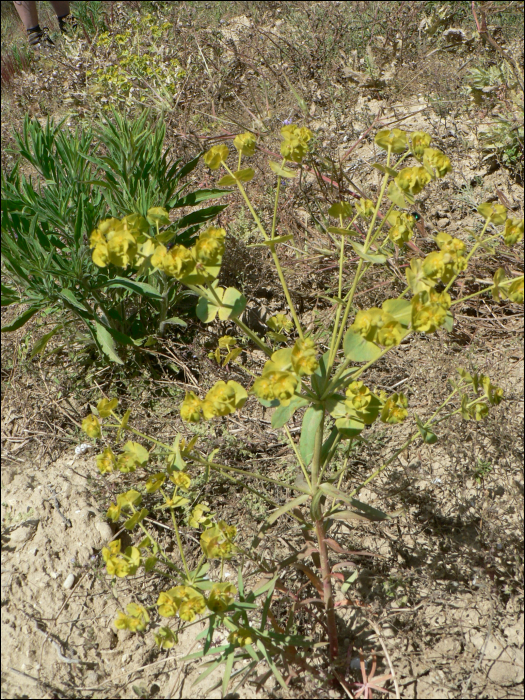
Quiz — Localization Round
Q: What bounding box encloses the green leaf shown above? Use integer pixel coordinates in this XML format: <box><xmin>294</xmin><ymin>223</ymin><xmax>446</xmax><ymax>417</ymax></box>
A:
<box><xmin>1</xmin><ymin>305</ymin><xmax>41</xmax><ymax>332</ymax></box>
<box><xmin>222</xmin><ymin>651</ymin><xmax>236</xmax><ymax>697</ymax></box>
<box><xmin>218</xmin><ymin>288</ymin><xmax>247</xmax><ymax>321</ymax></box>
<box><xmin>124</xmin><ymin>508</ymin><xmax>149</xmax><ymax>530</ymax></box>
<box><xmin>330</xmin><ymin>509</ymin><xmax>378</xmax><ymax>523</ymax></box>
<box><xmin>343</xmin><ymin>329</ymin><xmax>382</xmax><ymax>362</ymax></box>
<box><xmin>267</xmin><ymin>331</ymin><xmax>288</xmax><ymax>343</ymax></box>
<box><xmin>98</xmin><ymin>278</ymin><xmax>163</xmax><ymax>300</ymax></box>
<box><xmin>319</xmin><ymin>484</ymin><xmax>389</xmax><ymax>520</ymax></box>
<box><xmin>261</xmin><ymin>234</ymin><xmax>294</xmax><ymax>247</ymax></box>
<box><xmin>217</xmin><ymin>174</ymin><xmax>237</xmax><ymax>187</ymax></box>
<box><xmin>382</xmin><ymin>298</ymin><xmax>412</xmax><ymax>327</ymax></box>
<box><xmin>267</xmin><ymin>494</ymin><xmax>310</xmax><ymax>525</ymax></box>
<box><xmin>249</xmin><ymin>235</ymin><xmax>294</xmax><ymax>249</ymax></box>
<box><xmin>327</xmin><ymin>226</ymin><xmax>361</xmax><ymax>236</ymax></box>
<box><xmin>257</xmin><ymin>397</ymin><xmax>280</xmax><ymax>408</ymax></box>
<box><xmin>196</xmin><ymin>297</ymin><xmax>219</xmax><ymax>323</ymax></box>
<box><xmin>350</xmin><ymin>241</ymin><xmax>387</xmax><ymax>264</ymax></box>
<box><xmin>256</xmin><ymin>640</ymin><xmax>287</xmax><ymax>690</ymax></box>
<box><xmin>94</xmin><ymin>321</ymin><xmax>124</xmax><ymax>364</ymax></box>
<box><xmin>334</xmin><ymin>417</ymin><xmax>364</xmax><ymax>438</ymax></box>
<box><xmin>372</xmin><ymin>163</ymin><xmax>399</xmax><ymax>177</ymax></box>
<box><xmin>311</xmin><ymin>350</ymin><xmax>330</xmax><ymax>397</ymax></box>
<box><xmin>156</xmin><ymin>204</ymin><xmax>228</xmax><ymax>243</ymax></box>
<box><xmin>387</xmin><ymin>181</ymin><xmax>412</xmax><ymax>208</ymax></box>
<box><xmin>58</xmin><ymin>289</ymin><xmax>92</xmax><ymax>317</ymax></box>
<box><xmin>161</xmin><ymin>317</ymin><xmax>187</xmax><ymax>328</ymax></box>
<box><xmin>1</xmin><ymin>283</ymin><xmax>21</xmax><ymax>306</ymax></box>
<box><xmin>235</xmin><ymin>167</ymin><xmax>255</xmax><ymax>182</ymax></box>
<box><xmin>123</xmin><ymin>441</ymin><xmax>149</xmax><ymax>464</ymax></box>
<box><xmin>415</xmin><ymin>414</ymin><xmax>438</xmax><ymax>444</ymax></box>
<box><xmin>299</xmin><ymin>406</ymin><xmax>323</xmax><ymax>466</ymax></box>
<box><xmin>444</xmin><ymin>310</ymin><xmax>454</xmax><ymax>332</ymax></box>
<box><xmin>268</xmin><ymin>161</ymin><xmax>297</xmax><ymax>178</ymax></box>
<box><xmin>170</xmin><ymin>188</ymin><xmax>229</xmax><ymax>208</ymax></box>
<box><xmin>30</xmin><ymin>323</ymin><xmax>63</xmax><ymax>358</ymax></box>
<box><xmin>271</xmin><ymin>395</ymin><xmax>309</xmax><ymax>429</ymax></box>
<box><xmin>320</xmin><ymin>426</ymin><xmax>339</xmax><ymax>464</ymax></box>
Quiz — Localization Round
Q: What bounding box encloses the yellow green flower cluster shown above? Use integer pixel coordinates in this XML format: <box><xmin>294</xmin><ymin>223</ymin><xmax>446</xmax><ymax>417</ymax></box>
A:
<box><xmin>90</xmin><ymin>208</ymin><xmax>227</xmax><ymax>283</ymax></box>
<box><xmin>157</xmin><ymin>585</ymin><xmax>206</xmax><ymax>622</ymax></box>
<box><xmin>155</xmin><ymin>580</ymin><xmax>237</xmax><ymax>623</ymax></box>
<box><xmin>387</xmin><ymin>211</ymin><xmax>415</xmax><ymax>244</ymax></box>
<box><xmin>406</xmin><ymin>232</ymin><xmax>468</xmax><ymax>293</ymax></box>
<box><xmin>409</xmin><ymin>131</ymin><xmax>432</xmax><ymax>158</ymax></box>
<box><xmin>267</xmin><ymin>314</ymin><xmax>293</xmax><ymax>333</ymax></box>
<box><xmin>375</xmin><ymin>128</ymin><xmax>407</xmax><ymax>153</ymax></box>
<box><xmin>280</xmin><ymin>124</ymin><xmax>313</xmax><ymax>163</ymax></box>
<box><xmin>411</xmin><ymin>289</ymin><xmax>451</xmax><ymax>333</ymax></box>
<box><xmin>343</xmin><ymin>381</ymin><xmax>381</xmax><ymax>424</ymax></box>
<box><xmin>204</xmin><ymin>144</ymin><xmax>229</xmax><ymax>170</ymax></box>
<box><xmin>180</xmin><ymin>380</ymin><xmax>247</xmax><ymax>422</ymax></box>
<box><xmin>102</xmin><ymin>539</ymin><xmax>140</xmax><ymax>578</ymax></box>
<box><xmin>380</xmin><ymin>392</ymin><xmax>408</xmax><ymax>424</ymax></box>
<box><xmin>351</xmin><ymin>308</ymin><xmax>405</xmax><ymax>347</ymax></box>
<box><xmin>114</xmin><ymin>603</ymin><xmax>150</xmax><ymax>632</ymax></box>
<box><xmin>252</xmin><ymin>339</ymin><xmax>319</xmax><ymax>406</ymax></box>
<box><xmin>395</xmin><ymin>166</ymin><xmax>432</xmax><ymax>195</ymax></box>
<box><xmin>90</xmin><ymin>213</ymin><xmax>150</xmax><ymax>269</ymax></box>
<box><xmin>228</xmin><ymin>628</ymin><xmax>254</xmax><ymax>647</ymax></box>
<box><xmin>151</xmin><ymin>226</ymin><xmax>226</xmax><ymax>283</ymax></box>
<box><xmin>233</xmin><ymin>131</ymin><xmax>257</xmax><ymax>156</ymax></box>
<box><xmin>503</xmin><ymin>217</ymin><xmax>524</xmax><ymax>246</ymax></box>
<box><xmin>200</xmin><ymin>521</ymin><xmax>237</xmax><ymax>559</ymax></box>
<box><xmin>355</xmin><ymin>198</ymin><xmax>376</xmax><ymax>218</ymax></box>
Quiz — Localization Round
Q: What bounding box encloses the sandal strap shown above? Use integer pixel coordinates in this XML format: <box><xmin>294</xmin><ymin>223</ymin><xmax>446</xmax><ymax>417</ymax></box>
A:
<box><xmin>27</xmin><ymin>27</ymin><xmax>55</xmax><ymax>48</ymax></box>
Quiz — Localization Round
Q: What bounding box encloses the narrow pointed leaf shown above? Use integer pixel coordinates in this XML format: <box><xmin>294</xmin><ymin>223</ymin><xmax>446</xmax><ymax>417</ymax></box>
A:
<box><xmin>267</xmin><ymin>494</ymin><xmax>310</xmax><ymax>525</ymax></box>
<box><xmin>1</xmin><ymin>305</ymin><xmax>41</xmax><ymax>332</ymax></box>
<box><xmin>98</xmin><ymin>278</ymin><xmax>163</xmax><ymax>300</ymax></box>
<box><xmin>30</xmin><ymin>323</ymin><xmax>63</xmax><ymax>358</ymax></box>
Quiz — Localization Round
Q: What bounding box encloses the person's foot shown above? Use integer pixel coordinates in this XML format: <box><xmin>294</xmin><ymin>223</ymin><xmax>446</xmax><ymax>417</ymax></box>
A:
<box><xmin>26</xmin><ymin>25</ymin><xmax>55</xmax><ymax>49</ymax></box>
<box><xmin>58</xmin><ymin>14</ymin><xmax>78</xmax><ymax>37</ymax></box>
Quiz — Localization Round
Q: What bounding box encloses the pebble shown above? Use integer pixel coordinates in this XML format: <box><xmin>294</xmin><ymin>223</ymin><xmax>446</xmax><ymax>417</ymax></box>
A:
<box><xmin>63</xmin><ymin>573</ymin><xmax>75</xmax><ymax>590</ymax></box>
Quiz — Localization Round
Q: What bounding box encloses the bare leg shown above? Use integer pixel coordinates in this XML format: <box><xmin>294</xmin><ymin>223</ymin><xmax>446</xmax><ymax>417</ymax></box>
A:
<box><xmin>49</xmin><ymin>1</ymin><xmax>70</xmax><ymax>19</ymax></box>
<box><xmin>12</xmin><ymin>1</ymin><xmax>39</xmax><ymax>30</ymax></box>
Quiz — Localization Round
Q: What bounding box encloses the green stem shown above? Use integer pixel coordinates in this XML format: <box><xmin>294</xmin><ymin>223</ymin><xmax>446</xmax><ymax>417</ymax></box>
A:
<box><xmin>326</xmin><ymin>159</ymin><xmax>391</xmax><ymax>373</ymax></box>
<box><xmin>322</xmin><ymin>343</ymin><xmax>393</xmax><ymax>401</ymax></box>
<box><xmin>222</xmin><ymin>161</ymin><xmax>304</xmax><ymax>339</ymax></box>
<box><xmin>284</xmin><ymin>425</ymin><xmax>312</xmax><ymax>490</ymax></box>
<box><xmin>171</xmin><ymin>508</ymin><xmax>190</xmax><ymax>579</ymax></box>
<box><xmin>450</xmin><ymin>275</ymin><xmax>523</xmax><ymax>306</ymax></box>
<box><xmin>233</xmin><ymin>317</ymin><xmax>273</xmax><ymax>356</ymax></box>
<box><xmin>317</xmin><ymin>431</ymin><xmax>343</xmax><ymax>484</ymax></box>
<box><xmin>443</xmin><ymin>219</ymin><xmax>491</xmax><ymax>294</ymax></box>
<box><xmin>189</xmin><ymin>281</ymin><xmax>273</xmax><ymax>356</ymax></box>
<box><xmin>310</xmin><ymin>412</ymin><xmax>324</xmax><ymax>489</ymax></box>
<box><xmin>193</xmin><ymin>454</ymin><xmax>299</xmax><ymax>491</ymax></box>
<box><xmin>348</xmin><ymin>388</ymin><xmax>460</xmax><ymax>498</ymax></box>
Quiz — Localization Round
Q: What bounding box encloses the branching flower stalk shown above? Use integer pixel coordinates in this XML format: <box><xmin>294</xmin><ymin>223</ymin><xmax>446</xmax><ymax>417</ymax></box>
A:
<box><xmin>81</xmin><ymin>125</ymin><xmax>521</xmax><ymax>688</ymax></box>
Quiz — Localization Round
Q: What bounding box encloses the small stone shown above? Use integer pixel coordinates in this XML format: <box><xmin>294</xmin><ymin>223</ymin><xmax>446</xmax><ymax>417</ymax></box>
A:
<box><xmin>63</xmin><ymin>573</ymin><xmax>75</xmax><ymax>590</ymax></box>
<box><xmin>437</xmin><ymin>217</ymin><xmax>450</xmax><ymax>228</ymax></box>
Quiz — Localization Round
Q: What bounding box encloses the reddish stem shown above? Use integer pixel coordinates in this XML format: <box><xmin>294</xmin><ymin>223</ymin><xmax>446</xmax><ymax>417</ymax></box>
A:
<box><xmin>315</xmin><ymin>519</ymin><xmax>339</xmax><ymax>662</ymax></box>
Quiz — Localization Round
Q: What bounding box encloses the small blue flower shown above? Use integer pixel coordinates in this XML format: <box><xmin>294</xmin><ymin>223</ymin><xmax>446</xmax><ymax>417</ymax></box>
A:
<box><xmin>282</xmin><ymin>118</ymin><xmax>293</xmax><ymax>125</ymax></box>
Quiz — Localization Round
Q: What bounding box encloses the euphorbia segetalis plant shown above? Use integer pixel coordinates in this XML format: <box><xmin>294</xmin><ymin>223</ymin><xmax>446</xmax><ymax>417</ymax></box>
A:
<box><xmin>83</xmin><ymin>124</ymin><xmax>523</xmax><ymax>690</ymax></box>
